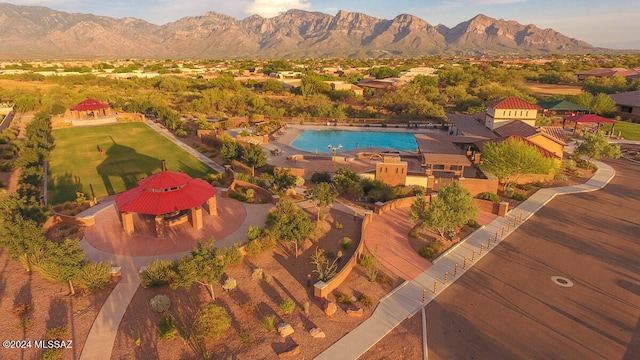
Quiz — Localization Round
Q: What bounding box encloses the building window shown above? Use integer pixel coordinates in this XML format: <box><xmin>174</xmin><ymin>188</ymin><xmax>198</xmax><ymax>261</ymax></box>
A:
<box><xmin>396</xmin><ymin>168</ymin><xmax>398</xmax><ymax>174</ymax></box>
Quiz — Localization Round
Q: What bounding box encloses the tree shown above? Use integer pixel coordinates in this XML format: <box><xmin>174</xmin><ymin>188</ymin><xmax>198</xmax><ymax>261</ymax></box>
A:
<box><xmin>332</xmin><ymin>167</ymin><xmax>364</xmax><ymax>198</ymax></box>
<box><xmin>574</xmin><ymin>130</ymin><xmax>621</xmax><ymax>163</ymax></box>
<box><xmin>481</xmin><ymin>138</ymin><xmax>557</xmax><ymax>186</ymax></box>
<box><xmin>268</xmin><ymin>199</ymin><xmax>313</xmax><ymax>257</ymax></box>
<box><xmin>590</xmin><ymin>93</ymin><xmax>616</xmax><ymax>116</ymax></box>
<box><xmin>0</xmin><ymin>215</ymin><xmax>46</xmax><ymax>270</ymax></box>
<box><xmin>262</xmin><ymin>79</ymin><xmax>283</xmax><ymax>93</ymax></box>
<box><xmin>39</xmin><ymin>238</ymin><xmax>86</xmax><ymax>295</ymax></box>
<box><xmin>304</xmin><ymin>182</ymin><xmax>337</xmax><ymax>221</ymax></box>
<box><xmin>271</xmin><ymin>168</ymin><xmax>297</xmax><ymax>195</ymax></box>
<box><xmin>411</xmin><ymin>182</ymin><xmax>479</xmax><ymax>238</ymax></box>
<box><xmin>242</xmin><ymin>144</ymin><xmax>267</xmax><ymax>176</ymax></box>
<box><xmin>408</xmin><ymin>195</ymin><xmax>430</xmax><ymax>224</ymax></box>
<box><xmin>172</xmin><ymin>239</ymin><xmax>228</xmax><ymax>301</ymax></box>
<box><xmin>219</xmin><ymin>133</ymin><xmax>242</xmax><ymax>164</ymax></box>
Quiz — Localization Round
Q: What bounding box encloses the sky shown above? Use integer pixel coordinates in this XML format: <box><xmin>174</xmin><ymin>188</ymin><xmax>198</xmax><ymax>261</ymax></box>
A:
<box><xmin>11</xmin><ymin>0</ymin><xmax>640</xmax><ymax>47</ymax></box>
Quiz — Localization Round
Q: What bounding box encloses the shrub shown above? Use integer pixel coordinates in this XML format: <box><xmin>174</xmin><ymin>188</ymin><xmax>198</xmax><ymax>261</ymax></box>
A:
<box><xmin>45</xmin><ymin>326</ymin><xmax>68</xmax><ymax>340</ymax></box>
<box><xmin>194</xmin><ymin>302</ymin><xmax>232</xmax><ymax>339</ymax></box>
<box><xmin>392</xmin><ymin>186</ymin><xmax>412</xmax><ymax>198</ymax></box>
<box><xmin>413</xmin><ymin>185</ymin><xmax>426</xmax><ymax>196</ymax></box>
<box><xmin>259</xmin><ymin>233</ymin><xmax>276</xmax><ymax>250</ymax></box>
<box><xmin>222</xmin><ymin>277</ymin><xmax>237</xmax><ymax>292</ymax></box>
<box><xmin>261</xmin><ymin>315</ymin><xmax>277</xmax><ymax>332</ymax></box>
<box><xmin>409</xmin><ymin>226</ymin><xmax>421</xmax><ymax>238</ymax></box>
<box><xmin>303</xmin><ymin>301</ymin><xmax>310</xmax><ymax>315</ymax></box>
<box><xmin>336</xmin><ymin>292</ymin><xmax>352</xmax><ymax>304</ymax></box>
<box><xmin>223</xmin><ymin>243</ymin><xmax>243</xmax><ymax>265</ymax></box>
<box><xmin>41</xmin><ymin>349</ymin><xmax>63</xmax><ymax>360</ymax></box>
<box><xmin>247</xmin><ymin>225</ymin><xmax>262</xmax><ymax>240</ymax></box>
<box><xmin>419</xmin><ymin>242</ymin><xmax>441</xmax><ymax>260</ymax></box>
<box><xmin>467</xmin><ymin>219</ymin><xmax>481</xmax><ymax>228</ymax></box>
<box><xmin>510</xmin><ymin>193</ymin><xmax>528</xmax><ymax>201</ymax></box>
<box><xmin>76</xmin><ymin>262</ymin><xmax>112</xmax><ymax>292</ymax></box>
<box><xmin>339</xmin><ymin>237</ymin><xmax>353</xmax><ymax>250</ymax></box>
<box><xmin>358</xmin><ymin>294</ymin><xmax>373</xmax><ymax>308</ymax></box>
<box><xmin>0</xmin><ymin>159</ymin><xmax>15</xmax><ymax>172</ymax></box>
<box><xmin>251</xmin><ymin>268</ymin><xmax>263</xmax><ymax>280</ymax></box>
<box><xmin>241</xmin><ymin>301</ymin><xmax>256</xmax><ymax>315</ymax></box>
<box><xmin>238</xmin><ymin>329</ymin><xmax>253</xmax><ymax>343</ymax></box>
<box><xmin>263</xmin><ymin>273</ymin><xmax>272</xmax><ymax>283</ymax></box>
<box><xmin>554</xmin><ymin>173</ymin><xmax>568</xmax><ymax>182</ymax></box>
<box><xmin>157</xmin><ymin>315</ymin><xmax>178</xmax><ymax>341</ymax></box>
<box><xmin>477</xmin><ymin>192</ymin><xmax>500</xmax><ymax>202</ymax></box>
<box><xmin>334</xmin><ymin>220</ymin><xmax>343</xmax><ymax>229</ymax></box>
<box><xmin>150</xmin><ymin>294</ymin><xmax>171</xmax><ymax>313</ymax></box>
<box><xmin>279</xmin><ymin>300</ymin><xmax>296</xmax><ymax>314</ymax></box>
<box><xmin>141</xmin><ymin>259</ymin><xmax>175</xmax><ymax>288</ymax></box>
<box><xmin>516</xmin><ymin>183</ymin><xmax>534</xmax><ymax>191</ymax></box>
<box><xmin>311</xmin><ymin>172</ymin><xmax>331</xmax><ymax>184</ymax></box>
<box><xmin>359</xmin><ymin>252</ymin><xmax>379</xmax><ymax>282</ymax></box>
<box><xmin>229</xmin><ymin>191</ymin><xmax>248</xmax><ymax>202</ymax></box>
<box><xmin>377</xmin><ymin>274</ymin><xmax>394</xmax><ymax>286</ymax></box>
<box><xmin>245</xmin><ymin>239</ymin><xmax>262</xmax><ymax>256</ymax></box>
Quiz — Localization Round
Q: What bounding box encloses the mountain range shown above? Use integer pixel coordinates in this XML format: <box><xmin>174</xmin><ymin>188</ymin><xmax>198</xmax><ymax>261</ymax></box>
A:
<box><xmin>0</xmin><ymin>3</ymin><xmax>596</xmax><ymax>59</ymax></box>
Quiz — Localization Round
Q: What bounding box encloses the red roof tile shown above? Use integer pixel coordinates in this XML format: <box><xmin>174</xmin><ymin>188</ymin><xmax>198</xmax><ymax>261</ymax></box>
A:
<box><xmin>487</xmin><ymin>96</ymin><xmax>541</xmax><ymax>110</ymax></box>
<box><xmin>564</xmin><ymin>114</ymin><xmax>615</xmax><ymax>123</ymax></box>
<box><xmin>114</xmin><ymin>171</ymin><xmax>217</xmax><ymax>215</ymax></box>
<box><xmin>70</xmin><ymin>98</ymin><xmax>110</xmax><ymax>111</ymax></box>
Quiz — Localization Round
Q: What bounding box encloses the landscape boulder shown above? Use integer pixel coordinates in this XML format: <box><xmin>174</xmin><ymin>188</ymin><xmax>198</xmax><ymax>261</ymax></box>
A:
<box><xmin>278</xmin><ymin>344</ymin><xmax>300</xmax><ymax>359</ymax></box>
<box><xmin>310</xmin><ymin>328</ymin><xmax>326</xmax><ymax>338</ymax></box>
<box><xmin>347</xmin><ymin>307</ymin><xmax>364</xmax><ymax>317</ymax></box>
<box><xmin>324</xmin><ymin>301</ymin><xmax>337</xmax><ymax>316</ymax></box>
<box><xmin>277</xmin><ymin>323</ymin><xmax>295</xmax><ymax>337</ymax></box>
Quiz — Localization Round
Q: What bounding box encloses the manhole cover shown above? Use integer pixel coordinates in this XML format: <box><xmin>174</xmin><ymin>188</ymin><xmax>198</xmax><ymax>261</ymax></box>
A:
<box><xmin>551</xmin><ymin>276</ymin><xmax>574</xmax><ymax>288</ymax></box>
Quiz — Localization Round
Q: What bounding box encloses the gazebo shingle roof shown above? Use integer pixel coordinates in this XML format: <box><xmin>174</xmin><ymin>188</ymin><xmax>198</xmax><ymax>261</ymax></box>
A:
<box><xmin>486</xmin><ymin>96</ymin><xmax>540</xmax><ymax>110</ymax></box>
<box><xmin>70</xmin><ymin>98</ymin><xmax>110</xmax><ymax>111</ymax></box>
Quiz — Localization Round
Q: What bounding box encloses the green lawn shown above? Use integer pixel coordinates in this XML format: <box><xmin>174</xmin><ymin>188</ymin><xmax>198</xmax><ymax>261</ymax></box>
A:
<box><xmin>49</xmin><ymin>122</ymin><xmax>214</xmax><ymax>204</ymax></box>
<box><xmin>602</xmin><ymin>120</ymin><xmax>640</xmax><ymax>141</ymax></box>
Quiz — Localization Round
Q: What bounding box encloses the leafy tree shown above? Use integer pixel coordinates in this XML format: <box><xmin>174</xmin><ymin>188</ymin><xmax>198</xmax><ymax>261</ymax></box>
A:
<box><xmin>172</xmin><ymin>239</ymin><xmax>228</xmax><ymax>301</ymax></box>
<box><xmin>219</xmin><ymin>133</ymin><xmax>242</xmax><ymax>164</ymax></box>
<box><xmin>590</xmin><ymin>93</ymin><xmax>616</xmax><ymax>117</ymax></box>
<box><xmin>411</xmin><ymin>182</ymin><xmax>479</xmax><ymax>238</ymax></box>
<box><xmin>0</xmin><ymin>215</ymin><xmax>46</xmax><ymax>270</ymax></box>
<box><xmin>262</xmin><ymin>79</ymin><xmax>283</xmax><ymax>93</ymax></box>
<box><xmin>271</xmin><ymin>168</ymin><xmax>297</xmax><ymax>195</ymax></box>
<box><xmin>242</xmin><ymin>144</ymin><xmax>267</xmax><ymax>176</ymax></box>
<box><xmin>304</xmin><ymin>182</ymin><xmax>337</xmax><ymax>221</ymax></box>
<box><xmin>38</xmin><ymin>238</ymin><xmax>86</xmax><ymax>295</ymax></box>
<box><xmin>408</xmin><ymin>195</ymin><xmax>430</xmax><ymax>224</ymax></box>
<box><xmin>301</xmin><ymin>75</ymin><xmax>332</xmax><ymax>97</ymax></box>
<box><xmin>574</xmin><ymin>130</ymin><xmax>621</xmax><ymax>163</ymax></box>
<box><xmin>332</xmin><ymin>167</ymin><xmax>364</xmax><ymax>198</ymax></box>
<box><xmin>268</xmin><ymin>199</ymin><xmax>313</xmax><ymax>257</ymax></box>
<box><xmin>481</xmin><ymin>138</ymin><xmax>557</xmax><ymax>186</ymax></box>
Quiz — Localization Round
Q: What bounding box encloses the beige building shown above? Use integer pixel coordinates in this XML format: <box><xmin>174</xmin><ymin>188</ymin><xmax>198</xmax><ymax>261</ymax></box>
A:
<box><xmin>485</xmin><ymin>96</ymin><xmax>540</xmax><ymax>130</ymax></box>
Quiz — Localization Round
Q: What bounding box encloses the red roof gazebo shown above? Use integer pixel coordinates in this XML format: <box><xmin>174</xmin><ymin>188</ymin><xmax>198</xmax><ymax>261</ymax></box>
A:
<box><xmin>70</xmin><ymin>98</ymin><xmax>112</xmax><ymax>120</ymax></box>
<box><xmin>563</xmin><ymin>113</ymin><xmax>616</xmax><ymax>134</ymax></box>
<box><xmin>114</xmin><ymin>167</ymin><xmax>218</xmax><ymax>238</ymax></box>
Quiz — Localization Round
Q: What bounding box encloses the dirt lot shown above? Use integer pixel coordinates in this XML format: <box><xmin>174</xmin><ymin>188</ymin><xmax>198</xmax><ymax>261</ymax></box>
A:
<box><xmin>524</xmin><ymin>82</ymin><xmax>583</xmax><ymax>97</ymax></box>
<box><xmin>110</xmin><ymin>207</ymin><xmax>401</xmax><ymax>359</ymax></box>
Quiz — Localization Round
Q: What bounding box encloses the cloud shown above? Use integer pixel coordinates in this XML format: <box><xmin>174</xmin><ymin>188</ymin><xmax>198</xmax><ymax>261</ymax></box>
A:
<box><xmin>246</xmin><ymin>0</ymin><xmax>312</xmax><ymax>18</ymax></box>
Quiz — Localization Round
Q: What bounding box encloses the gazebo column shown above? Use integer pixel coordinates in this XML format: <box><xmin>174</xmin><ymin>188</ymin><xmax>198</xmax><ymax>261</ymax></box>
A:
<box><xmin>121</xmin><ymin>212</ymin><xmax>135</xmax><ymax>234</ymax></box>
<box><xmin>206</xmin><ymin>196</ymin><xmax>217</xmax><ymax>216</ymax></box>
<box><xmin>155</xmin><ymin>215</ymin><xmax>167</xmax><ymax>238</ymax></box>
<box><xmin>191</xmin><ymin>206</ymin><xmax>203</xmax><ymax>230</ymax></box>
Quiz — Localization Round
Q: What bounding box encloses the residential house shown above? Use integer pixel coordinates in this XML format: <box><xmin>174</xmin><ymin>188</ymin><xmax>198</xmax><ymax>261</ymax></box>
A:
<box><xmin>484</xmin><ymin>96</ymin><xmax>541</xmax><ymax>130</ymax></box>
<box><xmin>610</xmin><ymin>90</ymin><xmax>640</xmax><ymax>122</ymax></box>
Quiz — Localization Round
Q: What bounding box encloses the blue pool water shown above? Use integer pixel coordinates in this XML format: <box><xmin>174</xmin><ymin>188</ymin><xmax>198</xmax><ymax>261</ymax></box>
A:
<box><xmin>291</xmin><ymin>130</ymin><xmax>419</xmax><ymax>152</ymax></box>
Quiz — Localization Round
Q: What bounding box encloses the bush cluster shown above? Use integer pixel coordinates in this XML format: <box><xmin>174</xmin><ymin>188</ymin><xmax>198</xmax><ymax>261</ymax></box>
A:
<box><xmin>150</xmin><ymin>294</ymin><xmax>171</xmax><ymax>313</ymax></box>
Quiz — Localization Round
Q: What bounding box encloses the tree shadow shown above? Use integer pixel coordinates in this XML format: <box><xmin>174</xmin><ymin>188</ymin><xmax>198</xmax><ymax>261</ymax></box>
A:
<box><xmin>49</xmin><ymin>171</ymin><xmax>82</xmax><ymax>204</ymax></box>
<box><xmin>45</xmin><ymin>296</ymin><xmax>69</xmax><ymax>330</ymax></box>
<box><xmin>96</xmin><ymin>139</ymin><xmax>161</xmax><ymax>196</ymax></box>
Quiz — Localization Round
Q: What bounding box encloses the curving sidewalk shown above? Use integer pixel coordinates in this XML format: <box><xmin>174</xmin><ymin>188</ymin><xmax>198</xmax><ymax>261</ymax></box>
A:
<box><xmin>315</xmin><ymin>159</ymin><xmax>616</xmax><ymax>360</ymax></box>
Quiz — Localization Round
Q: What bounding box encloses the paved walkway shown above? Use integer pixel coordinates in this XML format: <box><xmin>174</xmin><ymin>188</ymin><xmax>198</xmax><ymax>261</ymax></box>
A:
<box><xmin>315</xmin><ymin>159</ymin><xmax>615</xmax><ymax>360</ymax></box>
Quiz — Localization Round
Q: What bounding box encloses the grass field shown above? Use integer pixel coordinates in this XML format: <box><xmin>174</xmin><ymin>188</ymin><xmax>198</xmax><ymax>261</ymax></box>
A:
<box><xmin>49</xmin><ymin>122</ymin><xmax>214</xmax><ymax>204</ymax></box>
<box><xmin>0</xmin><ymin>79</ymin><xmax>55</xmax><ymax>90</ymax></box>
<box><xmin>602</xmin><ymin>120</ymin><xmax>640</xmax><ymax>141</ymax></box>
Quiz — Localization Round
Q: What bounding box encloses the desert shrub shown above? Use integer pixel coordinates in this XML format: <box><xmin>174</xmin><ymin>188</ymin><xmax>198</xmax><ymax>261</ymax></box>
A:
<box><xmin>554</xmin><ymin>173</ymin><xmax>568</xmax><ymax>181</ymax></box>
<box><xmin>502</xmin><ymin>187</ymin><xmax>515</xmax><ymax>198</ymax></box>
<box><xmin>516</xmin><ymin>183</ymin><xmax>535</xmax><ymax>191</ymax></box>
<box><xmin>141</xmin><ymin>259</ymin><xmax>175</xmax><ymax>288</ymax></box>
<box><xmin>261</xmin><ymin>315</ymin><xmax>277</xmax><ymax>332</ymax></box>
<box><xmin>263</xmin><ymin>273</ymin><xmax>272</xmax><ymax>283</ymax></box>
<box><xmin>251</xmin><ymin>268</ymin><xmax>263</xmax><ymax>280</ymax></box>
<box><xmin>41</xmin><ymin>349</ymin><xmax>63</xmax><ymax>360</ymax></box>
<box><xmin>413</xmin><ymin>185</ymin><xmax>426</xmax><ymax>196</ymax></box>
<box><xmin>222</xmin><ymin>277</ymin><xmax>237</xmax><ymax>292</ymax></box>
<box><xmin>311</xmin><ymin>172</ymin><xmax>331</xmax><ymax>184</ymax></box>
<box><xmin>358</xmin><ymin>294</ymin><xmax>373</xmax><ymax>308</ymax></box>
<box><xmin>229</xmin><ymin>191</ymin><xmax>248</xmax><ymax>202</ymax></box>
<box><xmin>245</xmin><ymin>239</ymin><xmax>262</xmax><ymax>256</ymax></box>
<box><xmin>194</xmin><ymin>302</ymin><xmax>232</xmax><ymax>339</ymax></box>
<box><xmin>150</xmin><ymin>294</ymin><xmax>171</xmax><ymax>313</ymax></box>
<box><xmin>477</xmin><ymin>192</ymin><xmax>500</xmax><ymax>202</ymax></box>
<box><xmin>12</xmin><ymin>301</ymin><xmax>33</xmax><ymax>318</ymax></box>
<box><xmin>258</xmin><ymin>233</ymin><xmax>276</xmax><ymax>250</ymax></box>
<box><xmin>334</xmin><ymin>220</ymin><xmax>343</xmax><ymax>229</ymax></box>
<box><xmin>279</xmin><ymin>300</ymin><xmax>296</xmax><ymax>314</ymax></box>
<box><xmin>0</xmin><ymin>159</ymin><xmax>15</xmax><ymax>172</ymax></box>
<box><xmin>76</xmin><ymin>262</ymin><xmax>112</xmax><ymax>292</ymax></box>
<box><xmin>392</xmin><ymin>186</ymin><xmax>413</xmax><ymax>198</ymax></box>
<box><xmin>409</xmin><ymin>226</ymin><xmax>421</xmax><ymax>238</ymax></box>
<box><xmin>419</xmin><ymin>242</ymin><xmax>442</xmax><ymax>260</ymax></box>
<box><xmin>241</xmin><ymin>301</ymin><xmax>256</xmax><ymax>315</ymax></box>
<box><xmin>336</xmin><ymin>292</ymin><xmax>352</xmax><ymax>304</ymax></box>
<box><xmin>238</xmin><ymin>329</ymin><xmax>253</xmax><ymax>343</ymax></box>
<box><xmin>247</xmin><ymin>225</ymin><xmax>262</xmax><ymax>240</ymax></box>
<box><xmin>510</xmin><ymin>193</ymin><xmax>529</xmax><ymax>201</ymax></box>
<box><xmin>467</xmin><ymin>219</ymin><xmax>481</xmax><ymax>228</ymax></box>
<box><xmin>377</xmin><ymin>274</ymin><xmax>394</xmax><ymax>286</ymax></box>
<box><xmin>45</xmin><ymin>326</ymin><xmax>68</xmax><ymax>340</ymax></box>
<box><xmin>157</xmin><ymin>315</ymin><xmax>178</xmax><ymax>341</ymax></box>
<box><xmin>359</xmin><ymin>252</ymin><xmax>379</xmax><ymax>282</ymax></box>
<box><xmin>223</xmin><ymin>243</ymin><xmax>243</xmax><ymax>265</ymax></box>
<box><xmin>339</xmin><ymin>237</ymin><xmax>353</xmax><ymax>250</ymax></box>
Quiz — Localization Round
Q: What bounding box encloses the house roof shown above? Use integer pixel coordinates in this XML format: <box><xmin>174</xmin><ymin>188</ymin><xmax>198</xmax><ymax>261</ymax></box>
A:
<box><xmin>577</xmin><ymin>68</ymin><xmax>640</xmax><ymax>78</ymax></box>
<box><xmin>610</xmin><ymin>90</ymin><xmax>640</xmax><ymax>108</ymax></box>
<box><xmin>475</xmin><ymin>135</ymin><xmax>560</xmax><ymax>159</ymax></box>
<box><xmin>70</xmin><ymin>98</ymin><xmax>110</xmax><ymax>111</ymax></box>
<box><xmin>447</xmin><ymin>114</ymin><xmax>498</xmax><ymax>139</ymax></box>
<box><xmin>486</xmin><ymin>96</ymin><xmax>540</xmax><ymax>110</ymax></box>
<box><xmin>537</xmin><ymin>99</ymin><xmax>591</xmax><ymax>112</ymax></box>
<box><xmin>493</xmin><ymin>120</ymin><xmax>537</xmax><ymax>138</ymax></box>
<box><xmin>564</xmin><ymin>113</ymin><xmax>615</xmax><ymax>124</ymax></box>
<box><xmin>423</xmin><ymin>153</ymin><xmax>471</xmax><ymax>166</ymax></box>
<box><xmin>114</xmin><ymin>171</ymin><xmax>217</xmax><ymax>216</ymax></box>
<box><xmin>538</xmin><ymin>126</ymin><xmax>568</xmax><ymax>145</ymax></box>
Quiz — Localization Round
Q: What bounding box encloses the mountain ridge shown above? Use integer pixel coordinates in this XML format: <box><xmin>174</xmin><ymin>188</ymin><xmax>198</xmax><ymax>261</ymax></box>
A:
<box><xmin>0</xmin><ymin>3</ymin><xmax>595</xmax><ymax>59</ymax></box>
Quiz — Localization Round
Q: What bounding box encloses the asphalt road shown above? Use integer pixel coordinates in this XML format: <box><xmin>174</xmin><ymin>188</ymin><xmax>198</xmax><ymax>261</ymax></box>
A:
<box><xmin>425</xmin><ymin>157</ymin><xmax>640</xmax><ymax>360</ymax></box>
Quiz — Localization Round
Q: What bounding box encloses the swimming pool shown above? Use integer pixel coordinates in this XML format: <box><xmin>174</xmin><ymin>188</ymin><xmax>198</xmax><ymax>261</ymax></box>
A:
<box><xmin>291</xmin><ymin>130</ymin><xmax>419</xmax><ymax>153</ymax></box>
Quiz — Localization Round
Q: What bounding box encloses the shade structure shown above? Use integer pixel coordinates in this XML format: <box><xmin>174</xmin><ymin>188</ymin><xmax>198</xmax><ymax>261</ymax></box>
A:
<box><xmin>70</xmin><ymin>98</ymin><xmax>110</xmax><ymax>111</ymax></box>
<box><xmin>114</xmin><ymin>171</ymin><xmax>217</xmax><ymax>216</ymax></box>
<box><xmin>564</xmin><ymin>114</ymin><xmax>615</xmax><ymax>124</ymax></box>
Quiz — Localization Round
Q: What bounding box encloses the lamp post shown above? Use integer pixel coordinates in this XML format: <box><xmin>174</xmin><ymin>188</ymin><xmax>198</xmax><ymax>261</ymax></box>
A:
<box><xmin>328</xmin><ymin>144</ymin><xmax>342</xmax><ymax>166</ymax></box>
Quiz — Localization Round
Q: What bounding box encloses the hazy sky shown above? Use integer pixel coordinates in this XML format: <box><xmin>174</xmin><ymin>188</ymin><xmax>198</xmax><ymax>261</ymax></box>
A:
<box><xmin>12</xmin><ymin>0</ymin><xmax>640</xmax><ymax>46</ymax></box>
